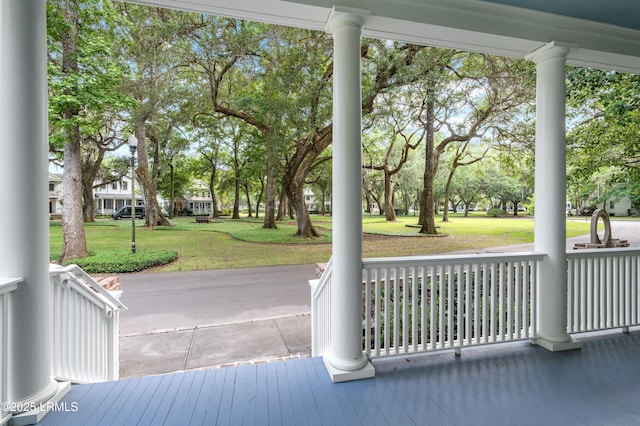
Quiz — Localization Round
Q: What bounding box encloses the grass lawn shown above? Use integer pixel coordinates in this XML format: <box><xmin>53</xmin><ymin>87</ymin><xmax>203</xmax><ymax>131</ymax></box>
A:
<box><xmin>50</xmin><ymin>213</ymin><xmax>597</xmax><ymax>272</ymax></box>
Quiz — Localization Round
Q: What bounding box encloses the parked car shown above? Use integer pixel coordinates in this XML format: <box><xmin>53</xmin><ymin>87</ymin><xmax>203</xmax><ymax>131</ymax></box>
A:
<box><xmin>580</xmin><ymin>205</ymin><xmax>598</xmax><ymax>216</ymax></box>
<box><xmin>111</xmin><ymin>206</ymin><xmax>145</xmax><ymax>220</ymax></box>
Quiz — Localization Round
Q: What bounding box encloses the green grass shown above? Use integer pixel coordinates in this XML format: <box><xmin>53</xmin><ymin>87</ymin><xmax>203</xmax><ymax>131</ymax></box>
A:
<box><xmin>49</xmin><ymin>213</ymin><xmax>602</xmax><ymax>272</ymax></box>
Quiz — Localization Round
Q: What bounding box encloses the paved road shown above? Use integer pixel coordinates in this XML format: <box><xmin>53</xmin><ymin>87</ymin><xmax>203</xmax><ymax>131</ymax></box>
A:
<box><xmin>119</xmin><ymin>264</ymin><xmax>317</xmax><ymax>336</ymax></box>
<box><xmin>456</xmin><ymin>219</ymin><xmax>640</xmax><ymax>254</ymax></box>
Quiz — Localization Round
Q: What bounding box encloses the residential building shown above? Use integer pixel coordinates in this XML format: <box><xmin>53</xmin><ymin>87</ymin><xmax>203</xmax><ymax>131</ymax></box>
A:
<box><xmin>182</xmin><ymin>179</ymin><xmax>214</xmax><ymax>216</ymax></box>
<box><xmin>94</xmin><ymin>176</ymin><xmax>144</xmax><ymax>216</ymax></box>
<box><xmin>607</xmin><ymin>196</ymin><xmax>635</xmax><ymax>216</ymax></box>
<box><xmin>48</xmin><ymin>173</ymin><xmax>63</xmax><ymax>216</ymax></box>
<box><xmin>305</xmin><ymin>187</ymin><xmax>332</xmax><ymax>213</ymax></box>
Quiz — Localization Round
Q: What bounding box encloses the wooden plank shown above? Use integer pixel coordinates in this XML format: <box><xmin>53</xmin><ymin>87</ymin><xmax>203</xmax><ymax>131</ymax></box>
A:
<box><xmin>265</xmin><ymin>360</ymin><xmax>284</xmax><ymax>425</ymax></box>
<box><xmin>64</xmin><ymin>379</ymin><xmax>129</xmax><ymax>426</ymax></box>
<box><xmin>288</xmin><ymin>359</ymin><xmax>321</xmax><ymax>425</ymax></box>
<box><xmin>35</xmin><ymin>383</ymin><xmax>99</xmax><ymax>426</ymax></box>
<box><xmin>151</xmin><ymin>372</ymin><xmax>197</xmax><ymax>424</ymax></box>
<box><xmin>190</xmin><ymin>368</ymin><xmax>224</xmax><ymax>425</ymax></box>
<box><xmin>309</xmin><ymin>356</ymin><xmax>375</xmax><ymax>425</ymax></box>
<box><xmin>274</xmin><ymin>360</ymin><xmax>296</xmax><ymax>424</ymax></box>
<box><xmin>91</xmin><ymin>378</ymin><xmax>146</xmax><ymax>425</ymax></box>
<box><xmin>254</xmin><ymin>363</ymin><xmax>270</xmax><ymax>423</ymax></box>
<box><xmin>107</xmin><ymin>374</ymin><xmax>166</xmax><ymax>426</ymax></box>
<box><xmin>147</xmin><ymin>372</ymin><xmax>188</xmax><ymax>425</ymax></box>
<box><xmin>162</xmin><ymin>370</ymin><xmax>208</xmax><ymax>426</ymax></box>
<box><xmin>212</xmin><ymin>367</ymin><xmax>235</xmax><ymax>425</ymax></box>
<box><xmin>284</xmin><ymin>359</ymin><xmax>315</xmax><ymax>424</ymax></box>
<box><xmin>135</xmin><ymin>373</ymin><xmax>178</xmax><ymax>425</ymax></box>
<box><xmin>304</xmin><ymin>357</ymin><xmax>350</xmax><ymax>425</ymax></box>
<box><xmin>229</xmin><ymin>364</ymin><xmax>256</xmax><ymax>425</ymax></box>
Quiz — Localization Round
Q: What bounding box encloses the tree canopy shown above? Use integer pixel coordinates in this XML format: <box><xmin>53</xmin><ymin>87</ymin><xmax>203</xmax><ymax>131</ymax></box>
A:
<box><xmin>47</xmin><ymin>1</ymin><xmax>639</xmax><ymax>260</ymax></box>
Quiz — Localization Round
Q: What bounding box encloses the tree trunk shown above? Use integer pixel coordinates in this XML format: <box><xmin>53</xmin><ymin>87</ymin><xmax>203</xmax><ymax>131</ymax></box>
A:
<box><xmin>263</xmin><ymin>154</ymin><xmax>277</xmax><ymax>229</ymax></box>
<box><xmin>60</xmin><ymin>1</ymin><xmax>88</xmax><ymax>263</ymax></box>
<box><xmin>383</xmin><ymin>168</ymin><xmax>397</xmax><ymax>221</ymax></box>
<box><xmin>242</xmin><ymin>182</ymin><xmax>253</xmax><ymax>217</ymax></box>
<box><xmin>61</xmin><ymin>132</ymin><xmax>89</xmax><ymax>262</ymax></box>
<box><xmin>232</xmin><ymin>172</ymin><xmax>241</xmax><ymax>219</ymax></box>
<box><xmin>442</xmin><ymin>167</ymin><xmax>455</xmax><ymax>223</ymax></box>
<box><xmin>204</xmin><ymin>150</ymin><xmax>220</xmax><ymax>218</ymax></box>
<box><xmin>135</xmin><ymin>122</ymin><xmax>171</xmax><ymax>228</ymax></box>
<box><xmin>288</xmin><ymin>175</ymin><xmax>319</xmax><ymax>238</ymax></box>
<box><xmin>320</xmin><ymin>188</ymin><xmax>327</xmax><ymax>215</ymax></box>
<box><xmin>232</xmin><ymin>153</ymin><xmax>241</xmax><ymax>219</ymax></box>
<box><xmin>255</xmin><ymin>177</ymin><xmax>264</xmax><ymax>219</ymax></box>
<box><xmin>276</xmin><ymin>187</ymin><xmax>287</xmax><ymax>221</ymax></box>
<box><xmin>82</xmin><ymin>177</ymin><xmax>96</xmax><ymax>222</ymax></box>
<box><xmin>168</xmin><ymin>161</ymin><xmax>175</xmax><ymax>219</ymax></box>
<box><xmin>419</xmin><ymin>93</ymin><xmax>438</xmax><ymax>234</ymax></box>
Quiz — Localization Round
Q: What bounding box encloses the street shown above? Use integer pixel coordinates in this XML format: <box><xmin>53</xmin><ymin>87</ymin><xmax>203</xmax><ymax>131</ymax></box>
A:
<box><xmin>119</xmin><ymin>264</ymin><xmax>317</xmax><ymax>336</ymax></box>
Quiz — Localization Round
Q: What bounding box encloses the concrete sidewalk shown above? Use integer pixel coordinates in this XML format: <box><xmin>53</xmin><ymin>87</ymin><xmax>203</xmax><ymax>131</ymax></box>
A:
<box><xmin>119</xmin><ymin>315</ymin><xmax>311</xmax><ymax>379</ymax></box>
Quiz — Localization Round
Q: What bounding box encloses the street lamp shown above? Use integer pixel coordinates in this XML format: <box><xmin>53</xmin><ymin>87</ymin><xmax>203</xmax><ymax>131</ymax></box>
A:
<box><xmin>128</xmin><ymin>135</ymin><xmax>138</xmax><ymax>254</ymax></box>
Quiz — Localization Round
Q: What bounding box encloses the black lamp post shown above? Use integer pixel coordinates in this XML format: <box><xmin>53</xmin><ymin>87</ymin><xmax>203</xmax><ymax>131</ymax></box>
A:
<box><xmin>128</xmin><ymin>135</ymin><xmax>138</xmax><ymax>254</ymax></box>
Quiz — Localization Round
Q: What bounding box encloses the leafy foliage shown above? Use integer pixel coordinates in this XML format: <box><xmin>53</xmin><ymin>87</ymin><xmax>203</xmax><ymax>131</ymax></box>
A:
<box><xmin>64</xmin><ymin>250</ymin><xmax>178</xmax><ymax>273</ymax></box>
<box><xmin>566</xmin><ymin>67</ymin><xmax>640</xmax><ymax>208</ymax></box>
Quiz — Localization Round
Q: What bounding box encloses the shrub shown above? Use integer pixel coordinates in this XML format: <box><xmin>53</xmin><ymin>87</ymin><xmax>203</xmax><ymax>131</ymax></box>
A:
<box><xmin>487</xmin><ymin>208</ymin><xmax>506</xmax><ymax>217</ymax></box>
<box><xmin>64</xmin><ymin>250</ymin><xmax>178</xmax><ymax>273</ymax></box>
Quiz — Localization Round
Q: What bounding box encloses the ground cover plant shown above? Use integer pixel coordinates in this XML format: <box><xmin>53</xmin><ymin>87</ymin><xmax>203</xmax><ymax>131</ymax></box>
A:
<box><xmin>49</xmin><ymin>213</ymin><xmax>596</xmax><ymax>273</ymax></box>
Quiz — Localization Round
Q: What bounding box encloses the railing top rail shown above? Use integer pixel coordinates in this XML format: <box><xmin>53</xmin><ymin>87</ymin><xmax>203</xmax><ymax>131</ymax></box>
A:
<box><xmin>0</xmin><ymin>276</ymin><xmax>23</xmax><ymax>296</ymax></box>
<box><xmin>362</xmin><ymin>251</ymin><xmax>547</xmax><ymax>268</ymax></box>
<box><xmin>50</xmin><ymin>264</ymin><xmax>127</xmax><ymax>311</ymax></box>
<box><xmin>567</xmin><ymin>246</ymin><xmax>640</xmax><ymax>259</ymax></box>
<box><xmin>310</xmin><ymin>256</ymin><xmax>333</xmax><ymax>299</ymax></box>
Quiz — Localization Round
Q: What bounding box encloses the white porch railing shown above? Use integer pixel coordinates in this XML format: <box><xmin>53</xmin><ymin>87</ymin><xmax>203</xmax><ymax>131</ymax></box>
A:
<box><xmin>567</xmin><ymin>247</ymin><xmax>640</xmax><ymax>334</ymax></box>
<box><xmin>362</xmin><ymin>253</ymin><xmax>544</xmax><ymax>358</ymax></box>
<box><xmin>309</xmin><ymin>257</ymin><xmax>333</xmax><ymax>357</ymax></box>
<box><xmin>50</xmin><ymin>265</ymin><xmax>127</xmax><ymax>383</ymax></box>
<box><xmin>311</xmin><ymin>248</ymin><xmax>640</xmax><ymax>360</ymax></box>
<box><xmin>0</xmin><ymin>277</ymin><xmax>22</xmax><ymax>426</ymax></box>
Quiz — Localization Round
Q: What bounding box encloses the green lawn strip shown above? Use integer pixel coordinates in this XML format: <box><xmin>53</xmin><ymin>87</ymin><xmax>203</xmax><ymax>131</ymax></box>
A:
<box><xmin>49</xmin><ymin>214</ymin><xmax>598</xmax><ymax>272</ymax></box>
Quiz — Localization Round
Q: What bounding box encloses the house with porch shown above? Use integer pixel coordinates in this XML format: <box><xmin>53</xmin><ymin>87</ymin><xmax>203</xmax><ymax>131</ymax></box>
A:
<box><xmin>1</xmin><ymin>0</ymin><xmax>639</xmax><ymax>424</ymax></box>
<box><xmin>182</xmin><ymin>179</ymin><xmax>214</xmax><ymax>216</ymax></box>
<box><xmin>94</xmin><ymin>176</ymin><xmax>145</xmax><ymax>216</ymax></box>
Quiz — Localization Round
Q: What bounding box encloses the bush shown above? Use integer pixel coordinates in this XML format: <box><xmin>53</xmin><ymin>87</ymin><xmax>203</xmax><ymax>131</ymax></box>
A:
<box><xmin>487</xmin><ymin>208</ymin><xmax>506</xmax><ymax>217</ymax></box>
<box><xmin>64</xmin><ymin>250</ymin><xmax>178</xmax><ymax>273</ymax></box>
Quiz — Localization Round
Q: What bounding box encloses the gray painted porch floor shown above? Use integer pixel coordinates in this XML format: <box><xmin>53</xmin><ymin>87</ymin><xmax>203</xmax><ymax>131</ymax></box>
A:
<box><xmin>37</xmin><ymin>329</ymin><xmax>640</xmax><ymax>425</ymax></box>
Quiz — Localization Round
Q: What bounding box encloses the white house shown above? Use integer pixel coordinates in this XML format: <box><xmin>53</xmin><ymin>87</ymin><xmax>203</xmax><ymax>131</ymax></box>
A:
<box><xmin>1</xmin><ymin>0</ymin><xmax>639</xmax><ymax>423</ymax></box>
<box><xmin>183</xmin><ymin>179</ymin><xmax>214</xmax><ymax>215</ymax></box>
<box><xmin>607</xmin><ymin>196</ymin><xmax>635</xmax><ymax>217</ymax></box>
<box><xmin>48</xmin><ymin>173</ymin><xmax>63</xmax><ymax>216</ymax></box>
<box><xmin>94</xmin><ymin>176</ymin><xmax>144</xmax><ymax>216</ymax></box>
<box><xmin>304</xmin><ymin>187</ymin><xmax>332</xmax><ymax>213</ymax></box>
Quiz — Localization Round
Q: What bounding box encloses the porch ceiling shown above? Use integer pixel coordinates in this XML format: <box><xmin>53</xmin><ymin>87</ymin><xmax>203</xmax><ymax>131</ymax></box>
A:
<box><xmin>128</xmin><ymin>0</ymin><xmax>640</xmax><ymax>73</ymax></box>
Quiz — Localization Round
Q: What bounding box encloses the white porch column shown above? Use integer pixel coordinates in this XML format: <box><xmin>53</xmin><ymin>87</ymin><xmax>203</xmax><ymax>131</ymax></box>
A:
<box><xmin>526</xmin><ymin>42</ymin><xmax>581</xmax><ymax>352</ymax></box>
<box><xmin>324</xmin><ymin>7</ymin><xmax>375</xmax><ymax>382</ymax></box>
<box><xmin>0</xmin><ymin>1</ymin><xmax>69</xmax><ymax>422</ymax></box>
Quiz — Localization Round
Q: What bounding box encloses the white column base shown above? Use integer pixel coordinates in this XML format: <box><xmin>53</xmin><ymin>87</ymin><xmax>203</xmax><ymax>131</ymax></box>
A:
<box><xmin>323</xmin><ymin>355</ymin><xmax>375</xmax><ymax>383</ymax></box>
<box><xmin>532</xmin><ymin>337</ymin><xmax>582</xmax><ymax>352</ymax></box>
<box><xmin>9</xmin><ymin>382</ymin><xmax>71</xmax><ymax>426</ymax></box>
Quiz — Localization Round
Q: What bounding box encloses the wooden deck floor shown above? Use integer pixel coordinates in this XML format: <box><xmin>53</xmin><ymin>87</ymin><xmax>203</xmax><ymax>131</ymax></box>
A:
<box><xmin>38</xmin><ymin>330</ymin><xmax>640</xmax><ymax>425</ymax></box>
